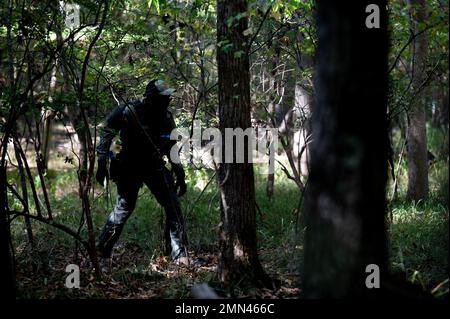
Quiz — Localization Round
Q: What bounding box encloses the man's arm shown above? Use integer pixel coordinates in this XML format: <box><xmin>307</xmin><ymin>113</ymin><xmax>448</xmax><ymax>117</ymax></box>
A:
<box><xmin>95</xmin><ymin>106</ymin><xmax>124</xmax><ymax>185</ymax></box>
<box><xmin>164</xmin><ymin>111</ymin><xmax>186</xmax><ymax>196</ymax></box>
<box><xmin>96</xmin><ymin>106</ymin><xmax>125</xmax><ymax>159</ymax></box>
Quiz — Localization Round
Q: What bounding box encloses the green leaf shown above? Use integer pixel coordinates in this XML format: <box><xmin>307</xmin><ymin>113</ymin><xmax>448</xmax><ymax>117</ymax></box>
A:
<box><xmin>223</xmin><ymin>43</ymin><xmax>233</xmax><ymax>52</ymax></box>
<box><xmin>235</xmin><ymin>12</ymin><xmax>248</xmax><ymax>21</ymax></box>
<box><xmin>226</xmin><ymin>17</ymin><xmax>235</xmax><ymax>28</ymax></box>
<box><xmin>242</xmin><ymin>28</ymin><xmax>253</xmax><ymax>37</ymax></box>
<box><xmin>234</xmin><ymin>50</ymin><xmax>245</xmax><ymax>58</ymax></box>
<box><xmin>155</xmin><ymin>0</ymin><xmax>160</xmax><ymax>15</ymax></box>
<box><xmin>148</xmin><ymin>0</ymin><xmax>160</xmax><ymax>14</ymax></box>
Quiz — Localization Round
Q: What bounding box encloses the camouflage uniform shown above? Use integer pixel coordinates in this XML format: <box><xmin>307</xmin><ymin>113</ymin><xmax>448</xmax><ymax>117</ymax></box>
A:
<box><xmin>96</xmin><ymin>92</ymin><xmax>187</xmax><ymax>260</ymax></box>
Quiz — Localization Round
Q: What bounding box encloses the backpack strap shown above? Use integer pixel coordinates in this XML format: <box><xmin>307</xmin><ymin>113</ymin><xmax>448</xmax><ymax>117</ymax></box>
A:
<box><xmin>122</xmin><ymin>100</ymin><xmax>164</xmax><ymax>161</ymax></box>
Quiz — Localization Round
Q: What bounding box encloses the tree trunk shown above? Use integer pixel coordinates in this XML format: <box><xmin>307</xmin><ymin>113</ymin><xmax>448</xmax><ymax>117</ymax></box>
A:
<box><xmin>407</xmin><ymin>0</ymin><xmax>429</xmax><ymax>201</ymax></box>
<box><xmin>441</xmin><ymin>84</ymin><xmax>449</xmax><ymax>128</ymax></box>
<box><xmin>13</xmin><ymin>141</ymin><xmax>34</xmax><ymax>244</ymax></box>
<box><xmin>217</xmin><ymin>0</ymin><xmax>271</xmax><ymax>289</ymax></box>
<box><xmin>0</xmin><ymin>165</ymin><xmax>16</xmax><ymax>299</ymax></box>
<box><xmin>266</xmin><ymin>45</ymin><xmax>281</xmax><ymax>199</ymax></box>
<box><xmin>0</xmin><ymin>0</ymin><xmax>17</xmax><ymax>299</ymax></box>
<box><xmin>41</xmin><ymin>66</ymin><xmax>58</xmax><ymax>170</ymax></box>
<box><xmin>303</xmin><ymin>0</ymin><xmax>389</xmax><ymax>298</ymax></box>
<box><xmin>266</xmin><ymin>99</ymin><xmax>275</xmax><ymax>199</ymax></box>
<box><xmin>294</xmin><ymin>83</ymin><xmax>312</xmax><ymax>178</ymax></box>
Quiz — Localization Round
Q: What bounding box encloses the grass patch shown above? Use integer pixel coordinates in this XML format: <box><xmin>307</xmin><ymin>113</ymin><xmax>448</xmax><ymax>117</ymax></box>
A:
<box><xmin>7</xmin><ymin>151</ymin><xmax>449</xmax><ymax>298</ymax></box>
<box><xmin>389</xmin><ymin>196</ymin><xmax>449</xmax><ymax>295</ymax></box>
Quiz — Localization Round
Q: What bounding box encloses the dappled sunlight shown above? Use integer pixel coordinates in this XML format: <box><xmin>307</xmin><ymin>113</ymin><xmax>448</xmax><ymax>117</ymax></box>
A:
<box><xmin>1</xmin><ymin>0</ymin><xmax>447</xmax><ymax>301</ymax></box>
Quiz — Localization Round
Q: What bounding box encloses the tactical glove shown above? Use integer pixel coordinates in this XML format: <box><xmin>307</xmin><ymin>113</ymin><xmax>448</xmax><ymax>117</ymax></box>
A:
<box><xmin>96</xmin><ymin>156</ymin><xmax>109</xmax><ymax>186</ymax></box>
<box><xmin>172</xmin><ymin>164</ymin><xmax>186</xmax><ymax>196</ymax></box>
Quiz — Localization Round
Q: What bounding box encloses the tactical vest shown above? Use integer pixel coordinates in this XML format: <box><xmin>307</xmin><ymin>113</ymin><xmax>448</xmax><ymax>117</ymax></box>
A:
<box><xmin>119</xmin><ymin>100</ymin><xmax>175</xmax><ymax>165</ymax></box>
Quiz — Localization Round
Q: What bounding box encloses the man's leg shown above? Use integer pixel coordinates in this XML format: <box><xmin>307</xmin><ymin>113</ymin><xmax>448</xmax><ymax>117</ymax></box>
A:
<box><xmin>145</xmin><ymin>167</ymin><xmax>187</xmax><ymax>260</ymax></box>
<box><xmin>97</xmin><ymin>177</ymin><xmax>141</xmax><ymax>258</ymax></box>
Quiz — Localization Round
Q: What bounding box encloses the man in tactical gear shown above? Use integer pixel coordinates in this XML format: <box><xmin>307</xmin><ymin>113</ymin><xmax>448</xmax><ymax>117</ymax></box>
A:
<box><xmin>95</xmin><ymin>79</ymin><xmax>188</xmax><ymax>264</ymax></box>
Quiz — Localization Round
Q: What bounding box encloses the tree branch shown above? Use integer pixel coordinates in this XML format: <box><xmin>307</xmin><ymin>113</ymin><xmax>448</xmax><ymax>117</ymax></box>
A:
<box><xmin>388</xmin><ymin>20</ymin><xmax>443</xmax><ymax>74</ymax></box>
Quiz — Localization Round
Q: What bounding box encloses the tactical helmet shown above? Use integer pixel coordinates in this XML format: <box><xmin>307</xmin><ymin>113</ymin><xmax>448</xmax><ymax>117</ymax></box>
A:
<box><xmin>144</xmin><ymin>79</ymin><xmax>176</xmax><ymax>97</ymax></box>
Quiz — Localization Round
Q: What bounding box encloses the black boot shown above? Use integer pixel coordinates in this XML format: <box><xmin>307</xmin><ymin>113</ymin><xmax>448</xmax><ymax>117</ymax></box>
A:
<box><xmin>96</xmin><ymin>221</ymin><xmax>124</xmax><ymax>258</ymax></box>
<box><xmin>168</xmin><ymin>223</ymin><xmax>188</xmax><ymax>260</ymax></box>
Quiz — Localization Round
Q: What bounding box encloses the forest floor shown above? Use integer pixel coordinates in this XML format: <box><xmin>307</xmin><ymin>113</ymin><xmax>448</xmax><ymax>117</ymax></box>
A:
<box><xmin>10</xmin><ymin>162</ymin><xmax>448</xmax><ymax>299</ymax></box>
<box><xmin>14</xmin><ymin>242</ymin><xmax>301</xmax><ymax>299</ymax></box>
<box><xmin>7</xmin><ymin>127</ymin><xmax>450</xmax><ymax>299</ymax></box>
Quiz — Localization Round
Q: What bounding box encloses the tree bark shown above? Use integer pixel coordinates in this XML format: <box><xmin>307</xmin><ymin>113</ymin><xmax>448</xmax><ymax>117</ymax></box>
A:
<box><xmin>0</xmin><ymin>0</ymin><xmax>17</xmax><ymax>299</ymax></box>
<box><xmin>266</xmin><ymin>45</ymin><xmax>281</xmax><ymax>199</ymax></box>
<box><xmin>407</xmin><ymin>0</ymin><xmax>429</xmax><ymax>201</ymax></box>
<box><xmin>13</xmin><ymin>141</ymin><xmax>34</xmax><ymax>244</ymax></box>
<box><xmin>217</xmin><ymin>0</ymin><xmax>271</xmax><ymax>289</ymax></box>
<box><xmin>0</xmin><ymin>165</ymin><xmax>16</xmax><ymax>299</ymax></box>
<box><xmin>303</xmin><ymin>1</ymin><xmax>389</xmax><ymax>298</ymax></box>
<box><xmin>41</xmin><ymin>66</ymin><xmax>58</xmax><ymax>170</ymax></box>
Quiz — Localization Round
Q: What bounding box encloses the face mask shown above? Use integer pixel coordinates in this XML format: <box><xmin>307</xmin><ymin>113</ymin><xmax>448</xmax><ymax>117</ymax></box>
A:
<box><xmin>153</xmin><ymin>95</ymin><xmax>171</xmax><ymax>108</ymax></box>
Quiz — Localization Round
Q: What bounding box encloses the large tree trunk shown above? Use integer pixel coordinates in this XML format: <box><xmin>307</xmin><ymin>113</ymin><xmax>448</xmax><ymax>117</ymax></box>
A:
<box><xmin>407</xmin><ymin>0</ymin><xmax>429</xmax><ymax>201</ymax></box>
<box><xmin>0</xmin><ymin>164</ymin><xmax>16</xmax><ymax>299</ymax></box>
<box><xmin>216</xmin><ymin>0</ymin><xmax>270</xmax><ymax>289</ymax></box>
<box><xmin>0</xmin><ymin>0</ymin><xmax>16</xmax><ymax>299</ymax></box>
<box><xmin>303</xmin><ymin>1</ymin><xmax>389</xmax><ymax>298</ymax></box>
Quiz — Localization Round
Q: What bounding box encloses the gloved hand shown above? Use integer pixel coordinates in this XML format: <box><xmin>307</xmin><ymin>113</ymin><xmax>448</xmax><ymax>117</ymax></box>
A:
<box><xmin>96</xmin><ymin>157</ymin><xmax>109</xmax><ymax>186</ymax></box>
<box><xmin>175</xmin><ymin>176</ymin><xmax>187</xmax><ymax>197</ymax></box>
<box><xmin>172</xmin><ymin>164</ymin><xmax>186</xmax><ymax>196</ymax></box>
